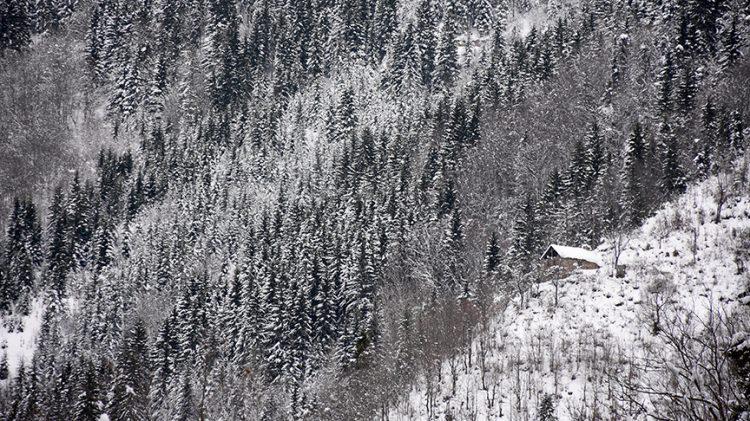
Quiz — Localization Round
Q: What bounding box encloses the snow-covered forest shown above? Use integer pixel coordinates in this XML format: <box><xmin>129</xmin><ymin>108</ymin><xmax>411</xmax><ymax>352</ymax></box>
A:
<box><xmin>0</xmin><ymin>0</ymin><xmax>749</xmax><ymax>419</ymax></box>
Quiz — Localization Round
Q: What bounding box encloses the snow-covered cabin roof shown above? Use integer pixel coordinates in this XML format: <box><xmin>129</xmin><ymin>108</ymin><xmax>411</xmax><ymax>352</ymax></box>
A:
<box><xmin>541</xmin><ymin>244</ymin><xmax>602</xmax><ymax>266</ymax></box>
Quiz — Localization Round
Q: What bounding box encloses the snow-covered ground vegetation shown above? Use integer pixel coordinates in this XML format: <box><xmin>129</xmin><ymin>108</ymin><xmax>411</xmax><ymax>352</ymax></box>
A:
<box><xmin>387</xmin><ymin>169</ymin><xmax>750</xmax><ymax>420</ymax></box>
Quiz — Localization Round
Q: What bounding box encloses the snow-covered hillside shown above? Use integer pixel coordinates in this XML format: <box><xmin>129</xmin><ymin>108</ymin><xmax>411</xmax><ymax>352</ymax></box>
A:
<box><xmin>386</xmin><ymin>173</ymin><xmax>750</xmax><ymax>420</ymax></box>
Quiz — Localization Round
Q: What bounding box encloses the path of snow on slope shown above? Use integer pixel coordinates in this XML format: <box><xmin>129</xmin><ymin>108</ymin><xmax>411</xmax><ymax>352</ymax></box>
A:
<box><xmin>0</xmin><ymin>298</ymin><xmax>45</xmax><ymax>380</ymax></box>
<box><xmin>386</xmin><ymin>175</ymin><xmax>750</xmax><ymax>420</ymax></box>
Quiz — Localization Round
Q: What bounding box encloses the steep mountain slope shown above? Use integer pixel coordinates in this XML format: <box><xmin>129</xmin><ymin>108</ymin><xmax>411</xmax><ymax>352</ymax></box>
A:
<box><xmin>388</xmin><ymin>171</ymin><xmax>750</xmax><ymax>420</ymax></box>
<box><xmin>1</xmin><ymin>0</ymin><xmax>750</xmax><ymax>419</ymax></box>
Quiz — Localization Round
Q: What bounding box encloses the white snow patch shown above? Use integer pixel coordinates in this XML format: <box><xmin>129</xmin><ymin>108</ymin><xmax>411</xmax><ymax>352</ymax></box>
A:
<box><xmin>0</xmin><ymin>298</ymin><xmax>45</xmax><ymax>379</ymax></box>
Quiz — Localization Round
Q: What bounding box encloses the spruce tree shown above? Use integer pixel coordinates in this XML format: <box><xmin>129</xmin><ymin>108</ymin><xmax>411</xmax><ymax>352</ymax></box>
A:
<box><xmin>446</xmin><ymin>98</ymin><xmax>470</xmax><ymax>157</ymax></box>
<box><xmin>676</xmin><ymin>8</ymin><xmax>697</xmax><ymax>55</ymax></box>
<box><xmin>622</xmin><ymin>122</ymin><xmax>648</xmax><ymax>227</ymax></box>
<box><xmin>482</xmin><ymin>232</ymin><xmax>500</xmax><ymax>276</ymax></box>
<box><xmin>676</xmin><ymin>60</ymin><xmax>697</xmax><ymax>113</ymax></box>
<box><xmin>434</xmin><ymin>5</ymin><xmax>459</xmax><ymax>88</ymax></box>
<box><xmin>109</xmin><ymin>48</ymin><xmax>143</xmax><ymax>119</ymax></box>
<box><xmin>442</xmin><ymin>205</ymin><xmax>465</xmax><ymax>293</ymax></box>
<box><xmin>334</xmin><ymin>0</ymin><xmax>369</xmax><ymax>62</ymax></box>
<box><xmin>46</xmin><ymin>187</ymin><xmax>70</xmax><ymax>296</ymax></box>
<box><xmin>49</xmin><ymin>358</ymin><xmax>75</xmax><ymax>419</ymax></box>
<box><xmin>658</xmin><ymin>121</ymin><xmax>686</xmax><ymax>196</ymax></box>
<box><xmin>510</xmin><ymin>194</ymin><xmax>540</xmax><ymax>271</ymax></box>
<box><xmin>73</xmin><ymin>357</ymin><xmax>100</xmax><ymax>421</ymax></box>
<box><xmin>86</xmin><ymin>0</ymin><xmax>108</xmax><ymax>82</ymax></box>
<box><xmin>719</xmin><ymin>13</ymin><xmax>742</xmax><ymax>70</ymax></box>
<box><xmin>537</xmin><ymin>393</ymin><xmax>557</xmax><ymax>420</ymax></box>
<box><xmin>389</xmin><ymin>23</ymin><xmax>421</xmax><ymax>93</ymax></box>
<box><xmin>696</xmin><ymin>98</ymin><xmax>717</xmax><ymax>177</ymax></box>
<box><xmin>150</xmin><ymin>308</ymin><xmax>179</xmax><ymax>411</ymax></box>
<box><xmin>110</xmin><ymin>318</ymin><xmax>150</xmax><ymax>421</ymax></box>
<box><xmin>657</xmin><ymin>47</ymin><xmax>675</xmax><ymax>116</ymax></box>
<box><xmin>538</xmin><ymin>169</ymin><xmax>564</xmax><ymax>241</ymax></box>
<box><xmin>0</xmin><ymin>0</ymin><xmax>32</xmax><ymax>54</ymax></box>
<box><xmin>203</xmin><ymin>0</ymin><xmax>241</xmax><ymax>109</ymax></box>
<box><xmin>689</xmin><ymin>0</ymin><xmax>727</xmax><ymax>54</ymax></box>
<box><xmin>172</xmin><ymin>372</ymin><xmax>197</xmax><ymax>421</ymax></box>
<box><xmin>91</xmin><ymin>219</ymin><xmax>115</xmax><ymax>275</ymax></box>
<box><xmin>372</xmin><ymin>0</ymin><xmax>398</xmax><ymax>63</ymax></box>
<box><xmin>336</xmin><ymin>87</ymin><xmax>357</xmax><ymax>143</ymax></box>
<box><xmin>3</xmin><ymin>198</ymin><xmax>37</xmax><ymax>312</ymax></box>
<box><xmin>730</xmin><ymin>110</ymin><xmax>745</xmax><ymax>153</ymax></box>
<box><xmin>583</xmin><ymin>122</ymin><xmax>606</xmax><ymax>190</ymax></box>
<box><xmin>0</xmin><ymin>350</ymin><xmax>8</xmax><ymax>380</ymax></box>
<box><xmin>415</xmin><ymin>0</ymin><xmax>437</xmax><ymax>87</ymax></box>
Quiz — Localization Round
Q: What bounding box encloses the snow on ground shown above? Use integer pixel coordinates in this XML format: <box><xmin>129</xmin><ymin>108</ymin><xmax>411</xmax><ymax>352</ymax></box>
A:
<box><xmin>0</xmin><ymin>296</ymin><xmax>79</xmax><ymax>383</ymax></box>
<box><xmin>386</xmin><ymin>175</ymin><xmax>750</xmax><ymax>420</ymax></box>
<box><xmin>0</xmin><ymin>298</ymin><xmax>45</xmax><ymax>380</ymax></box>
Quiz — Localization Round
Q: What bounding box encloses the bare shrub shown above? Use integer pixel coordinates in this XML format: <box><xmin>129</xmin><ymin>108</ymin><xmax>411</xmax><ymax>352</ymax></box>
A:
<box><xmin>639</xmin><ymin>274</ymin><xmax>677</xmax><ymax>335</ymax></box>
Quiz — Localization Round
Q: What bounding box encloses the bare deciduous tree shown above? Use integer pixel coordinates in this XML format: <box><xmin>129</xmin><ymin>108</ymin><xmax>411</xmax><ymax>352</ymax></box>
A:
<box><xmin>640</xmin><ymin>274</ymin><xmax>676</xmax><ymax>335</ymax></box>
<box><xmin>714</xmin><ymin>173</ymin><xmax>731</xmax><ymax>224</ymax></box>
<box><xmin>610</xmin><ymin>301</ymin><xmax>748</xmax><ymax>420</ymax></box>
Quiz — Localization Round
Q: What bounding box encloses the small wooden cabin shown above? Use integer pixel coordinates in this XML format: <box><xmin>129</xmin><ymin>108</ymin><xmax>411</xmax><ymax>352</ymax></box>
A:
<box><xmin>541</xmin><ymin>244</ymin><xmax>601</xmax><ymax>277</ymax></box>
